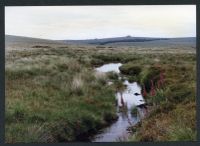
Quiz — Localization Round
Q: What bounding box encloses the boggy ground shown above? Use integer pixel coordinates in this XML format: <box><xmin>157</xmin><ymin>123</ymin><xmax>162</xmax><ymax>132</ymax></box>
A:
<box><xmin>5</xmin><ymin>42</ymin><xmax>196</xmax><ymax>142</ymax></box>
<box><xmin>126</xmin><ymin>55</ymin><xmax>196</xmax><ymax>141</ymax></box>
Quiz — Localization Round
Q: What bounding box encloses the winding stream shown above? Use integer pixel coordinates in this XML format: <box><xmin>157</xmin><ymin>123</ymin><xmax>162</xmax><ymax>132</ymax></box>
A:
<box><xmin>92</xmin><ymin>63</ymin><xmax>146</xmax><ymax>142</ymax></box>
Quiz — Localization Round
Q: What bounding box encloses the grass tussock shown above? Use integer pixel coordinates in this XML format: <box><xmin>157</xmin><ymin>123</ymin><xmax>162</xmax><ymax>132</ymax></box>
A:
<box><xmin>119</xmin><ymin>63</ymin><xmax>141</xmax><ymax>75</ymax></box>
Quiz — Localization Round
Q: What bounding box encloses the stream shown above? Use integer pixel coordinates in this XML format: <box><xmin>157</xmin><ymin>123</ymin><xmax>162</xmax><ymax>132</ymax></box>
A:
<box><xmin>91</xmin><ymin>63</ymin><xmax>146</xmax><ymax>142</ymax></box>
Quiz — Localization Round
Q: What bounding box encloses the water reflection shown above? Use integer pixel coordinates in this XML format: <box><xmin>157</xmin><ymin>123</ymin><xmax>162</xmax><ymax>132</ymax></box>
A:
<box><xmin>95</xmin><ymin>63</ymin><xmax>122</xmax><ymax>73</ymax></box>
<box><xmin>116</xmin><ymin>81</ymin><xmax>145</xmax><ymax>108</ymax></box>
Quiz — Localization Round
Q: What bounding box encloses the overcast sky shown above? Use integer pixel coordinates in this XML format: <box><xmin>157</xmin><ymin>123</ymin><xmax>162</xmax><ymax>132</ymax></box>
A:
<box><xmin>5</xmin><ymin>5</ymin><xmax>196</xmax><ymax>40</ymax></box>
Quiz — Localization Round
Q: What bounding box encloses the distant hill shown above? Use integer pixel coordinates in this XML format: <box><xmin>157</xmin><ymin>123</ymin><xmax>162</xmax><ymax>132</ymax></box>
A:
<box><xmin>5</xmin><ymin>35</ymin><xmax>196</xmax><ymax>48</ymax></box>
<box><xmin>59</xmin><ymin>36</ymin><xmax>196</xmax><ymax>47</ymax></box>
<box><xmin>5</xmin><ymin>35</ymin><xmax>63</xmax><ymax>45</ymax></box>
<box><xmin>59</xmin><ymin>36</ymin><xmax>167</xmax><ymax>45</ymax></box>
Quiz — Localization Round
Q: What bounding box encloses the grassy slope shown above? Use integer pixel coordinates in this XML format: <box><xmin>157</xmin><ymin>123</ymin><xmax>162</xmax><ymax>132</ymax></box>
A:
<box><xmin>5</xmin><ymin>47</ymin><xmax>118</xmax><ymax>143</ymax></box>
<box><xmin>5</xmin><ymin>39</ymin><xmax>196</xmax><ymax>142</ymax></box>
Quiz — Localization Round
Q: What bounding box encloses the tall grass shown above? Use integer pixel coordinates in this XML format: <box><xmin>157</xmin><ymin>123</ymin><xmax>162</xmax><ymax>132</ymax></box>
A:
<box><xmin>5</xmin><ymin>47</ymin><xmax>117</xmax><ymax>143</ymax></box>
<box><xmin>71</xmin><ymin>75</ymin><xmax>85</xmax><ymax>95</ymax></box>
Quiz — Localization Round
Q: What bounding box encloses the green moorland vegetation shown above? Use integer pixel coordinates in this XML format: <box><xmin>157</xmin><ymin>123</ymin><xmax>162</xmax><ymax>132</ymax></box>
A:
<box><xmin>5</xmin><ymin>44</ymin><xmax>196</xmax><ymax>142</ymax></box>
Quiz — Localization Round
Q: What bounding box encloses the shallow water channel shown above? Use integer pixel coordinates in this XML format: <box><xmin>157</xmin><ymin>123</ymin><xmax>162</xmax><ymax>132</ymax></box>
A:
<box><xmin>91</xmin><ymin>63</ymin><xmax>146</xmax><ymax>142</ymax></box>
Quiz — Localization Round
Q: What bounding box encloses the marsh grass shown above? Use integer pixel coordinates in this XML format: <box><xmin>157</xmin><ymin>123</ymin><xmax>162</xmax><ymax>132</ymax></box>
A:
<box><xmin>126</xmin><ymin>53</ymin><xmax>196</xmax><ymax>141</ymax></box>
<box><xmin>5</xmin><ymin>44</ymin><xmax>196</xmax><ymax>142</ymax></box>
<box><xmin>119</xmin><ymin>63</ymin><xmax>141</xmax><ymax>75</ymax></box>
<box><xmin>5</xmin><ymin>47</ymin><xmax>117</xmax><ymax>143</ymax></box>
